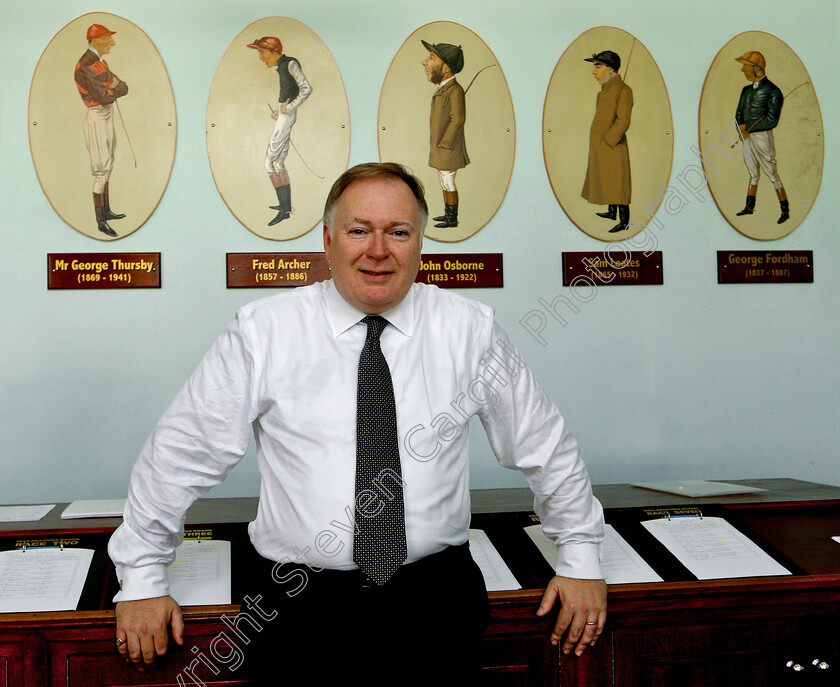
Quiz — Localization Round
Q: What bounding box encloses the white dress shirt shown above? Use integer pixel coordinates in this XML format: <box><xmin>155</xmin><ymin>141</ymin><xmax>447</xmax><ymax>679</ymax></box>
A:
<box><xmin>108</xmin><ymin>280</ymin><xmax>604</xmax><ymax>601</ymax></box>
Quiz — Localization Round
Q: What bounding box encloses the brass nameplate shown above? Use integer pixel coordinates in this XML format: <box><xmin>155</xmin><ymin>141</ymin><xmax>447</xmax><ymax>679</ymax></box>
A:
<box><xmin>227</xmin><ymin>253</ymin><xmax>330</xmax><ymax>288</ymax></box>
<box><xmin>562</xmin><ymin>251</ymin><xmax>663</xmax><ymax>286</ymax></box>
<box><xmin>717</xmin><ymin>251</ymin><xmax>813</xmax><ymax>284</ymax></box>
<box><xmin>48</xmin><ymin>253</ymin><xmax>160</xmax><ymax>289</ymax></box>
<box><xmin>417</xmin><ymin>253</ymin><xmax>503</xmax><ymax>288</ymax></box>
<box><xmin>227</xmin><ymin>252</ymin><xmax>504</xmax><ymax>289</ymax></box>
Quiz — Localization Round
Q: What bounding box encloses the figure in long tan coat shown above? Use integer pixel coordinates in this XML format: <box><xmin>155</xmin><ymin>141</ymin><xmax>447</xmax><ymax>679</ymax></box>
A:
<box><xmin>581</xmin><ymin>50</ymin><xmax>633</xmax><ymax>234</ymax></box>
<box><xmin>422</xmin><ymin>40</ymin><xmax>469</xmax><ymax>228</ymax></box>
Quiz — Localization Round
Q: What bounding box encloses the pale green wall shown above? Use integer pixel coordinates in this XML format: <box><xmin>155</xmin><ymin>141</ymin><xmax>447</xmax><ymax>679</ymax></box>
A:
<box><xmin>1</xmin><ymin>0</ymin><xmax>838</xmax><ymax>504</ymax></box>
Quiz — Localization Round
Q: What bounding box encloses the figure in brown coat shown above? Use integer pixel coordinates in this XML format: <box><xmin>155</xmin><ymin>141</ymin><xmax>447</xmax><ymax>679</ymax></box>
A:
<box><xmin>581</xmin><ymin>51</ymin><xmax>633</xmax><ymax>234</ymax></box>
<box><xmin>422</xmin><ymin>40</ymin><xmax>469</xmax><ymax>228</ymax></box>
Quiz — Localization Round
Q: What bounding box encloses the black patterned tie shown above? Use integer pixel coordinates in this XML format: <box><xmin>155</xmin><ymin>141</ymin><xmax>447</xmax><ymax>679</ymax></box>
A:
<box><xmin>353</xmin><ymin>315</ymin><xmax>407</xmax><ymax>585</ymax></box>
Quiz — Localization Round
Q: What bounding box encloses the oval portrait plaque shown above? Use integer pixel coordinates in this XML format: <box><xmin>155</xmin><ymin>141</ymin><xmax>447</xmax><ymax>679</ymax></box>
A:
<box><xmin>543</xmin><ymin>27</ymin><xmax>673</xmax><ymax>242</ymax></box>
<box><xmin>699</xmin><ymin>31</ymin><xmax>823</xmax><ymax>240</ymax></box>
<box><xmin>29</xmin><ymin>13</ymin><xmax>176</xmax><ymax>241</ymax></box>
<box><xmin>207</xmin><ymin>17</ymin><xmax>350</xmax><ymax>240</ymax></box>
<box><xmin>379</xmin><ymin>21</ymin><xmax>515</xmax><ymax>243</ymax></box>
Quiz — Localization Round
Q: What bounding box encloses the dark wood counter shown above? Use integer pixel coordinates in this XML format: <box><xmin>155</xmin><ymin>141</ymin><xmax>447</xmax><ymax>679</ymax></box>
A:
<box><xmin>1</xmin><ymin>479</ymin><xmax>838</xmax><ymax>685</ymax></box>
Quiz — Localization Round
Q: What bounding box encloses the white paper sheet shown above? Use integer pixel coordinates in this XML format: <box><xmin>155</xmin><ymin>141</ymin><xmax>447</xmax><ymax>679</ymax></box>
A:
<box><xmin>0</xmin><ymin>504</ymin><xmax>55</xmax><ymax>522</ymax></box>
<box><xmin>168</xmin><ymin>540</ymin><xmax>232</xmax><ymax>606</ymax></box>
<box><xmin>0</xmin><ymin>547</ymin><xmax>94</xmax><ymax>613</ymax></box>
<box><xmin>469</xmin><ymin>529</ymin><xmax>521</xmax><ymax>591</ymax></box>
<box><xmin>631</xmin><ymin>480</ymin><xmax>767</xmax><ymax>498</ymax></box>
<box><xmin>61</xmin><ymin>499</ymin><xmax>126</xmax><ymax>519</ymax></box>
<box><xmin>642</xmin><ymin>516</ymin><xmax>791</xmax><ymax>580</ymax></box>
<box><xmin>525</xmin><ymin>524</ymin><xmax>663</xmax><ymax>584</ymax></box>
<box><xmin>599</xmin><ymin>525</ymin><xmax>663</xmax><ymax>583</ymax></box>
<box><xmin>524</xmin><ymin>524</ymin><xmax>560</xmax><ymax>569</ymax></box>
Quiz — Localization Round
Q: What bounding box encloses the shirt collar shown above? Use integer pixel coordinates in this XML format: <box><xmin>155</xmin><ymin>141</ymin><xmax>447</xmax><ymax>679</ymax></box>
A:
<box><xmin>437</xmin><ymin>76</ymin><xmax>455</xmax><ymax>90</ymax></box>
<box><xmin>752</xmin><ymin>77</ymin><xmax>765</xmax><ymax>89</ymax></box>
<box><xmin>324</xmin><ymin>279</ymin><xmax>415</xmax><ymax>338</ymax></box>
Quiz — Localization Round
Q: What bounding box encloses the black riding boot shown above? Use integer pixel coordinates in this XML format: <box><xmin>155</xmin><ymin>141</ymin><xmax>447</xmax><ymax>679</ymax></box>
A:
<box><xmin>103</xmin><ymin>183</ymin><xmax>125</xmax><ymax>221</ymax></box>
<box><xmin>596</xmin><ymin>205</ymin><xmax>617</xmax><ymax>220</ymax></box>
<box><xmin>434</xmin><ymin>204</ymin><xmax>459</xmax><ymax>228</ymax></box>
<box><xmin>269</xmin><ymin>185</ymin><xmax>292</xmax><ymax>226</ymax></box>
<box><xmin>608</xmin><ymin>204</ymin><xmax>630</xmax><ymax>234</ymax></box>
<box><xmin>94</xmin><ymin>193</ymin><xmax>117</xmax><ymax>237</ymax></box>
<box><xmin>736</xmin><ymin>195</ymin><xmax>756</xmax><ymax>216</ymax></box>
<box><xmin>778</xmin><ymin>199</ymin><xmax>790</xmax><ymax>224</ymax></box>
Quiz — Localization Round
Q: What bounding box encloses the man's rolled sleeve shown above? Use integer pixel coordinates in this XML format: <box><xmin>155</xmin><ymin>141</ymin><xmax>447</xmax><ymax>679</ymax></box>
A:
<box><xmin>107</xmin><ymin>312</ymin><xmax>259</xmax><ymax>603</ymax></box>
<box><xmin>478</xmin><ymin>321</ymin><xmax>605</xmax><ymax>581</ymax></box>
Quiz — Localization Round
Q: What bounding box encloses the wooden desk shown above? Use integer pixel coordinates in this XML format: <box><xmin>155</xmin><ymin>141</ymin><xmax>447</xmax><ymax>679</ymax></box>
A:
<box><xmin>1</xmin><ymin>479</ymin><xmax>838</xmax><ymax>686</ymax></box>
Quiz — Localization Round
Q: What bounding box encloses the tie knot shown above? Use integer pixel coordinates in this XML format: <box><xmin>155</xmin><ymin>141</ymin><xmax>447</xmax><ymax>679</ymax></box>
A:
<box><xmin>362</xmin><ymin>315</ymin><xmax>388</xmax><ymax>341</ymax></box>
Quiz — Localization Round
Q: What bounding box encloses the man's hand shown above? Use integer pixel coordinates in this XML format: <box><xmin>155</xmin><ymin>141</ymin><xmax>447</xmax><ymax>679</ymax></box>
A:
<box><xmin>536</xmin><ymin>576</ymin><xmax>607</xmax><ymax>656</ymax></box>
<box><xmin>280</xmin><ymin>98</ymin><xmax>291</xmax><ymax>114</ymax></box>
<box><xmin>115</xmin><ymin>596</ymin><xmax>184</xmax><ymax>671</ymax></box>
<box><xmin>739</xmin><ymin>123</ymin><xmax>750</xmax><ymax>140</ymax></box>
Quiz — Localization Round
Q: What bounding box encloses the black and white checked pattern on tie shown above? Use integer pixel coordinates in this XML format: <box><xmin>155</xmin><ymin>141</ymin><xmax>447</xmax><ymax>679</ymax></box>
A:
<box><xmin>353</xmin><ymin>315</ymin><xmax>407</xmax><ymax>585</ymax></box>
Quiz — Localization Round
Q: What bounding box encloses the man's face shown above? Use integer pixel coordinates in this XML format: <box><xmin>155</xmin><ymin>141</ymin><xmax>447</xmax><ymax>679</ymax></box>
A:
<box><xmin>740</xmin><ymin>62</ymin><xmax>760</xmax><ymax>82</ymax></box>
<box><xmin>91</xmin><ymin>35</ymin><xmax>115</xmax><ymax>55</ymax></box>
<box><xmin>422</xmin><ymin>52</ymin><xmax>447</xmax><ymax>84</ymax></box>
<box><xmin>258</xmin><ymin>49</ymin><xmax>281</xmax><ymax>68</ymax></box>
<box><xmin>323</xmin><ymin>176</ymin><xmax>424</xmax><ymax>314</ymax></box>
<box><xmin>592</xmin><ymin>63</ymin><xmax>612</xmax><ymax>84</ymax></box>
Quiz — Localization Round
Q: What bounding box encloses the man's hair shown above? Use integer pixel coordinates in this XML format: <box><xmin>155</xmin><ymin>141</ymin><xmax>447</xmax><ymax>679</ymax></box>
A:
<box><xmin>323</xmin><ymin>162</ymin><xmax>429</xmax><ymax>234</ymax></box>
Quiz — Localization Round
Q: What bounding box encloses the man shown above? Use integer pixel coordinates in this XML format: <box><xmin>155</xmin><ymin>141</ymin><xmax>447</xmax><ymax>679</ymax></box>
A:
<box><xmin>74</xmin><ymin>24</ymin><xmax>129</xmax><ymax>238</ymax></box>
<box><xmin>247</xmin><ymin>36</ymin><xmax>312</xmax><ymax>227</ymax></box>
<box><xmin>422</xmin><ymin>40</ymin><xmax>469</xmax><ymax>228</ymax></box>
<box><xmin>734</xmin><ymin>51</ymin><xmax>789</xmax><ymax>224</ymax></box>
<box><xmin>581</xmin><ymin>51</ymin><xmax>633</xmax><ymax>234</ymax></box>
<box><xmin>109</xmin><ymin>163</ymin><xmax>606</xmax><ymax>684</ymax></box>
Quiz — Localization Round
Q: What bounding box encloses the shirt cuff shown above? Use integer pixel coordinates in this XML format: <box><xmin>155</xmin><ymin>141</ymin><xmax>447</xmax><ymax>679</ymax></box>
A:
<box><xmin>112</xmin><ymin>563</ymin><xmax>170</xmax><ymax>603</ymax></box>
<box><xmin>554</xmin><ymin>542</ymin><xmax>603</xmax><ymax>580</ymax></box>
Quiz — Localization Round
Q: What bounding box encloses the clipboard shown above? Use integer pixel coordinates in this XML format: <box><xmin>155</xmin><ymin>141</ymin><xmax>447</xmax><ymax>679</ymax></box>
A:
<box><xmin>607</xmin><ymin>505</ymin><xmax>804</xmax><ymax>582</ymax></box>
<box><xmin>0</xmin><ymin>532</ymin><xmax>112</xmax><ymax>613</ymax></box>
